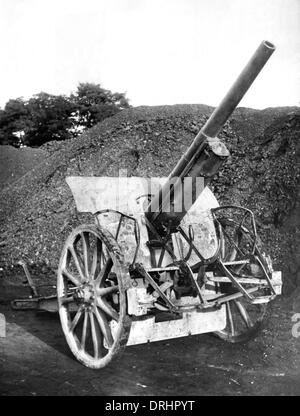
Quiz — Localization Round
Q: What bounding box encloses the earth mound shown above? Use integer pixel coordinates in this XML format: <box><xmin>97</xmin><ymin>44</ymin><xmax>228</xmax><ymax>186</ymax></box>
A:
<box><xmin>0</xmin><ymin>145</ymin><xmax>48</xmax><ymax>191</ymax></box>
<box><xmin>0</xmin><ymin>104</ymin><xmax>299</xmax><ymax>292</ymax></box>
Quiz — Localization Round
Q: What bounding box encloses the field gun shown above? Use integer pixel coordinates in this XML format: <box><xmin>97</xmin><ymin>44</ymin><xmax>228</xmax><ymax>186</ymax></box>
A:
<box><xmin>56</xmin><ymin>40</ymin><xmax>282</xmax><ymax>369</ymax></box>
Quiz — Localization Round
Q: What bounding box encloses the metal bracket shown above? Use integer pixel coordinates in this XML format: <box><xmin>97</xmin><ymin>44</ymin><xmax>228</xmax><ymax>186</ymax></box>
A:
<box><xmin>133</xmin><ymin>263</ymin><xmax>179</xmax><ymax>313</ymax></box>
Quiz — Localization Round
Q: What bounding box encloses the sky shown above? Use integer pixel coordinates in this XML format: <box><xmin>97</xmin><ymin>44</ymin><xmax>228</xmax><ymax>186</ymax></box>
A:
<box><xmin>0</xmin><ymin>0</ymin><xmax>299</xmax><ymax>110</ymax></box>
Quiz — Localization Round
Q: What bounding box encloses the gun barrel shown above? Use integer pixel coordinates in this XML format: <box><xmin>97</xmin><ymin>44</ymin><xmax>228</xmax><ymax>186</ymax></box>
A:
<box><xmin>173</xmin><ymin>40</ymin><xmax>275</xmax><ymax>179</ymax></box>
<box><xmin>146</xmin><ymin>41</ymin><xmax>275</xmax><ymax>233</ymax></box>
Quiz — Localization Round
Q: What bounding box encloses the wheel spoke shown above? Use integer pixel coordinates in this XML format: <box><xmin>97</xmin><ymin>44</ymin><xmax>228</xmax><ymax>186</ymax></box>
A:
<box><xmin>94</xmin><ymin>306</ymin><xmax>114</xmax><ymax>349</ymax></box>
<box><xmin>220</xmin><ymin>230</ymin><xmax>226</xmax><ymax>260</ymax></box>
<box><xmin>101</xmin><ymin>248</ymin><xmax>107</xmax><ymax>263</ymax></box>
<box><xmin>95</xmin><ymin>258</ymin><xmax>113</xmax><ymax>286</ymax></box>
<box><xmin>69</xmin><ymin>245</ymin><xmax>86</xmax><ymax>281</ymax></box>
<box><xmin>81</xmin><ymin>311</ymin><xmax>88</xmax><ymax>350</ymax></box>
<box><xmin>234</xmin><ymin>300</ymin><xmax>253</xmax><ymax>328</ymax></box>
<box><xmin>70</xmin><ymin>305</ymin><xmax>84</xmax><ymax>332</ymax></box>
<box><xmin>90</xmin><ymin>238</ymin><xmax>102</xmax><ymax>279</ymax></box>
<box><xmin>81</xmin><ymin>232</ymin><xmax>91</xmax><ymax>278</ymax></box>
<box><xmin>62</xmin><ymin>268</ymin><xmax>81</xmax><ymax>287</ymax></box>
<box><xmin>226</xmin><ymin>302</ymin><xmax>235</xmax><ymax>336</ymax></box>
<box><xmin>97</xmin><ymin>297</ymin><xmax>119</xmax><ymax>321</ymax></box>
<box><xmin>60</xmin><ymin>295</ymin><xmax>74</xmax><ymax>304</ymax></box>
<box><xmin>89</xmin><ymin>311</ymin><xmax>99</xmax><ymax>359</ymax></box>
<box><xmin>97</xmin><ymin>285</ymin><xmax>119</xmax><ymax>297</ymax></box>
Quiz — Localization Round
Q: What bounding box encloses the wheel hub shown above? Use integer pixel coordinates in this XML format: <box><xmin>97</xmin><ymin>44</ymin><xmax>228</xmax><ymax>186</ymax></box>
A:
<box><xmin>75</xmin><ymin>282</ymin><xmax>95</xmax><ymax>307</ymax></box>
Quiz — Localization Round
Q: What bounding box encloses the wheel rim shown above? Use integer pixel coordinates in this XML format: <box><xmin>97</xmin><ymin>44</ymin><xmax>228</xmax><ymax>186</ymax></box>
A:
<box><xmin>57</xmin><ymin>225</ymin><xmax>127</xmax><ymax>368</ymax></box>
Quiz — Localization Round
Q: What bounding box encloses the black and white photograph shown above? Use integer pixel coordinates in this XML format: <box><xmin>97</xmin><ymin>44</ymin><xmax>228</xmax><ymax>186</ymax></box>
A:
<box><xmin>0</xmin><ymin>0</ymin><xmax>299</xmax><ymax>399</ymax></box>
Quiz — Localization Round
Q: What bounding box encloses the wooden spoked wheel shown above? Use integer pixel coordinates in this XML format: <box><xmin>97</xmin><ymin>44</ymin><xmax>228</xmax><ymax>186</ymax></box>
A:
<box><xmin>215</xmin><ymin>297</ymin><xmax>267</xmax><ymax>343</ymax></box>
<box><xmin>212</xmin><ymin>219</ymin><xmax>268</xmax><ymax>343</ymax></box>
<box><xmin>57</xmin><ymin>224</ymin><xmax>129</xmax><ymax>369</ymax></box>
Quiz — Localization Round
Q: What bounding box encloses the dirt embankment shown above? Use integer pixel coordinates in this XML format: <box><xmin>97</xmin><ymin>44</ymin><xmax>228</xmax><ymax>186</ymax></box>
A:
<box><xmin>0</xmin><ymin>145</ymin><xmax>48</xmax><ymax>191</ymax></box>
<box><xmin>0</xmin><ymin>104</ymin><xmax>299</xmax><ymax>292</ymax></box>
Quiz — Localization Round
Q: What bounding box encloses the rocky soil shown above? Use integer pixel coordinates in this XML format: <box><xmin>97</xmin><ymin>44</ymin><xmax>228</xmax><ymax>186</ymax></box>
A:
<box><xmin>0</xmin><ymin>104</ymin><xmax>299</xmax><ymax>293</ymax></box>
<box><xmin>0</xmin><ymin>145</ymin><xmax>48</xmax><ymax>191</ymax></box>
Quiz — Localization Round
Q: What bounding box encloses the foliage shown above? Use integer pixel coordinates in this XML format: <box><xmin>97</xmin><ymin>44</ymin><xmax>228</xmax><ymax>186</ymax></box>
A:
<box><xmin>71</xmin><ymin>83</ymin><xmax>130</xmax><ymax>129</ymax></box>
<box><xmin>20</xmin><ymin>93</ymin><xmax>76</xmax><ymax>147</ymax></box>
<box><xmin>0</xmin><ymin>98</ymin><xmax>30</xmax><ymax>146</ymax></box>
<box><xmin>0</xmin><ymin>83</ymin><xmax>130</xmax><ymax>147</ymax></box>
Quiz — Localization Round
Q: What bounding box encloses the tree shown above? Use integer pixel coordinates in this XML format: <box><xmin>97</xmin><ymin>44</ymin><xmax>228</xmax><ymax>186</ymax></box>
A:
<box><xmin>72</xmin><ymin>83</ymin><xmax>130</xmax><ymax>129</ymax></box>
<box><xmin>0</xmin><ymin>98</ymin><xmax>30</xmax><ymax>146</ymax></box>
<box><xmin>24</xmin><ymin>92</ymin><xmax>76</xmax><ymax>147</ymax></box>
<box><xmin>0</xmin><ymin>83</ymin><xmax>131</xmax><ymax>147</ymax></box>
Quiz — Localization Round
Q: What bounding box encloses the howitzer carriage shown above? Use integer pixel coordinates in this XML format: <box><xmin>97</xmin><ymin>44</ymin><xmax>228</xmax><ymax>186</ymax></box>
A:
<box><xmin>57</xmin><ymin>41</ymin><xmax>282</xmax><ymax>369</ymax></box>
